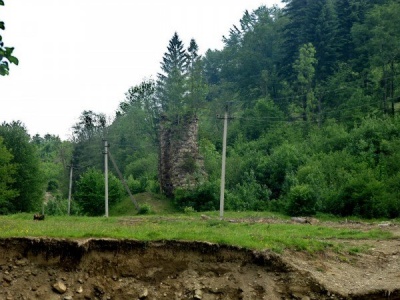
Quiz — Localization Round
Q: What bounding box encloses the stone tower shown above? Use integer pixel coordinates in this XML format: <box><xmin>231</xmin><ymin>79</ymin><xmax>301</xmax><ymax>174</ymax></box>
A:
<box><xmin>159</xmin><ymin>115</ymin><xmax>205</xmax><ymax>196</ymax></box>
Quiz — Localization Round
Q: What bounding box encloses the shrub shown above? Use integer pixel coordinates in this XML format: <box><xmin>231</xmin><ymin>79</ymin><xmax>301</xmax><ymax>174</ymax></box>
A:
<box><xmin>174</xmin><ymin>181</ymin><xmax>219</xmax><ymax>211</ymax></box>
<box><xmin>45</xmin><ymin>198</ymin><xmax>82</xmax><ymax>216</ymax></box>
<box><xmin>127</xmin><ymin>175</ymin><xmax>160</xmax><ymax>194</ymax></box>
<box><xmin>75</xmin><ymin>168</ymin><xmax>124</xmax><ymax>216</ymax></box>
<box><xmin>334</xmin><ymin>173</ymin><xmax>386</xmax><ymax>218</ymax></box>
<box><xmin>285</xmin><ymin>184</ymin><xmax>317</xmax><ymax>216</ymax></box>
<box><xmin>226</xmin><ymin>170</ymin><xmax>271</xmax><ymax>211</ymax></box>
<box><xmin>46</xmin><ymin>179</ymin><xmax>59</xmax><ymax>192</ymax></box>
<box><xmin>127</xmin><ymin>175</ymin><xmax>145</xmax><ymax>194</ymax></box>
<box><xmin>138</xmin><ymin>204</ymin><xmax>152</xmax><ymax>215</ymax></box>
<box><xmin>183</xmin><ymin>206</ymin><xmax>195</xmax><ymax>214</ymax></box>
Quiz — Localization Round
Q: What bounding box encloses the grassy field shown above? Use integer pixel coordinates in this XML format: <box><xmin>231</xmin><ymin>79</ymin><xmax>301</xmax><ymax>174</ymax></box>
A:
<box><xmin>0</xmin><ymin>211</ymin><xmax>395</xmax><ymax>253</ymax></box>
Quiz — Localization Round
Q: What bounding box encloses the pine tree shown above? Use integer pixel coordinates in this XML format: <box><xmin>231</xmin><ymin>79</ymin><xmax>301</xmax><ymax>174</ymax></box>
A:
<box><xmin>281</xmin><ymin>0</ymin><xmax>310</xmax><ymax>77</ymax></box>
<box><xmin>314</xmin><ymin>0</ymin><xmax>340</xmax><ymax>80</ymax></box>
<box><xmin>157</xmin><ymin>32</ymin><xmax>188</xmax><ymax>118</ymax></box>
<box><xmin>335</xmin><ymin>0</ymin><xmax>356</xmax><ymax>62</ymax></box>
<box><xmin>186</xmin><ymin>39</ymin><xmax>206</xmax><ymax>114</ymax></box>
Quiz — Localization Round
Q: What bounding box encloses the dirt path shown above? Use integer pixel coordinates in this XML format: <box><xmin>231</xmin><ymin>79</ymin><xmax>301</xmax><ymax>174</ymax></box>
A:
<box><xmin>0</xmin><ymin>221</ymin><xmax>399</xmax><ymax>300</ymax></box>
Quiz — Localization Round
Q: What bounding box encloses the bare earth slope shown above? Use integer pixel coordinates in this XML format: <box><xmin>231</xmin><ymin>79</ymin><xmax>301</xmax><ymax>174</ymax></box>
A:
<box><xmin>0</xmin><ymin>222</ymin><xmax>399</xmax><ymax>300</ymax></box>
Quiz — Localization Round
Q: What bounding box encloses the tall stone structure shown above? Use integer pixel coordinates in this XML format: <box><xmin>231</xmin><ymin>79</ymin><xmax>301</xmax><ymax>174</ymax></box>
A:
<box><xmin>159</xmin><ymin>115</ymin><xmax>205</xmax><ymax>196</ymax></box>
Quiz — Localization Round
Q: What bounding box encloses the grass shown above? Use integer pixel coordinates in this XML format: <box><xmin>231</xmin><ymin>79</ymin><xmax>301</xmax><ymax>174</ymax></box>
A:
<box><xmin>109</xmin><ymin>192</ymin><xmax>175</xmax><ymax>215</ymax></box>
<box><xmin>0</xmin><ymin>211</ymin><xmax>395</xmax><ymax>253</ymax></box>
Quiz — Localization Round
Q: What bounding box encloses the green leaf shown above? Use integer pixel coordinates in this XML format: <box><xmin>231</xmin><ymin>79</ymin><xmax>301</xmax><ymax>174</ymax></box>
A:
<box><xmin>5</xmin><ymin>47</ymin><xmax>13</xmax><ymax>56</ymax></box>
<box><xmin>0</xmin><ymin>63</ymin><xmax>8</xmax><ymax>76</ymax></box>
<box><xmin>8</xmin><ymin>55</ymin><xmax>18</xmax><ymax>65</ymax></box>
<box><xmin>0</xmin><ymin>0</ymin><xmax>4</xmax><ymax>6</ymax></box>
<box><xmin>0</xmin><ymin>22</ymin><xmax>4</xmax><ymax>30</ymax></box>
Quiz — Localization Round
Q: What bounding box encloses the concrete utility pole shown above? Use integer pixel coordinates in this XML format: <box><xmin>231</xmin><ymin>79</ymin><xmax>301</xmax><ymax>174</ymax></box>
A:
<box><xmin>104</xmin><ymin>140</ymin><xmax>109</xmax><ymax>218</ymax></box>
<box><xmin>67</xmin><ymin>163</ymin><xmax>73</xmax><ymax>215</ymax></box>
<box><xmin>219</xmin><ymin>104</ymin><xmax>229</xmax><ymax>220</ymax></box>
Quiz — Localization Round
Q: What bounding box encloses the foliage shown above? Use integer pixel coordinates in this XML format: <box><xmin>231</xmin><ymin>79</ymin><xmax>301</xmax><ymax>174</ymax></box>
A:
<box><xmin>183</xmin><ymin>206</ymin><xmax>195</xmax><ymax>214</ymax></box>
<box><xmin>226</xmin><ymin>170</ymin><xmax>271</xmax><ymax>211</ymax></box>
<box><xmin>32</xmin><ymin>134</ymin><xmax>73</xmax><ymax>197</ymax></box>
<box><xmin>157</xmin><ymin>32</ymin><xmax>188</xmax><ymax>117</ymax></box>
<box><xmin>292</xmin><ymin>43</ymin><xmax>317</xmax><ymax>121</ymax></box>
<box><xmin>0</xmin><ymin>122</ymin><xmax>45</xmax><ymax>213</ymax></box>
<box><xmin>0</xmin><ymin>136</ymin><xmax>17</xmax><ymax>214</ymax></box>
<box><xmin>75</xmin><ymin>168</ymin><xmax>124</xmax><ymax>216</ymax></box>
<box><xmin>0</xmin><ymin>1</ymin><xmax>19</xmax><ymax>75</ymax></box>
<box><xmin>13</xmin><ymin>0</ymin><xmax>400</xmax><ymax>219</ymax></box>
<box><xmin>174</xmin><ymin>181</ymin><xmax>220</xmax><ymax>212</ymax></box>
<box><xmin>285</xmin><ymin>184</ymin><xmax>317</xmax><ymax>216</ymax></box>
<box><xmin>72</xmin><ymin>110</ymin><xmax>107</xmax><ymax>142</ymax></box>
<box><xmin>45</xmin><ymin>197</ymin><xmax>82</xmax><ymax>216</ymax></box>
<box><xmin>138</xmin><ymin>204</ymin><xmax>152</xmax><ymax>215</ymax></box>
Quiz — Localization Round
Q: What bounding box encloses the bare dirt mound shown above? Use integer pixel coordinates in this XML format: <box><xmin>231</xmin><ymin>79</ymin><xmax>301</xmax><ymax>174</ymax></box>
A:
<box><xmin>0</xmin><ymin>237</ymin><xmax>399</xmax><ymax>300</ymax></box>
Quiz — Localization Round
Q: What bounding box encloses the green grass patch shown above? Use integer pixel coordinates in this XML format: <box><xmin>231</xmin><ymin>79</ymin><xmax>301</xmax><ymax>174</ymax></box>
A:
<box><xmin>0</xmin><ymin>212</ymin><xmax>394</xmax><ymax>253</ymax></box>
<box><xmin>109</xmin><ymin>192</ymin><xmax>176</xmax><ymax>216</ymax></box>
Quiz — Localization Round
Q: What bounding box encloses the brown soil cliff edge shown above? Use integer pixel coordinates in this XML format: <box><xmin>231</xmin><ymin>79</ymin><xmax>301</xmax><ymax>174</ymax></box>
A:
<box><xmin>0</xmin><ymin>238</ymin><xmax>399</xmax><ymax>300</ymax></box>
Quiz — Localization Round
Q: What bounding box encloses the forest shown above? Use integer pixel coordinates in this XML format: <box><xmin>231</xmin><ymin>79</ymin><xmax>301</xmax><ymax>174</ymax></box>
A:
<box><xmin>1</xmin><ymin>0</ymin><xmax>400</xmax><ymax>218</ymax></box>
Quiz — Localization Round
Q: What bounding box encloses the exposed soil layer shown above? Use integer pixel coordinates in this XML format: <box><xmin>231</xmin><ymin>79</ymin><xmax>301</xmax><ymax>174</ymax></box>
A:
<box><xmin>0</xmin><ymin>235</ymin><xmax>399</xmax><ymax>300</ymax></box>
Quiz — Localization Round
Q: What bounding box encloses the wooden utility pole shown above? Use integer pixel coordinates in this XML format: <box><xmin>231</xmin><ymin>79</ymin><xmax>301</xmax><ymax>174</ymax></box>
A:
<box><xmin>67</xmin><ymin>163</ymin><xmax>73</xmax><ymax>215</ymax></box>
<box><xmin>218</xmin><ymin>104</ymin><xmax>229</xmax><ymax>220</ymax></box>
<box><xmin>104</xmin><ymin>139</ymin><xmax>109</xmax><ymax>217</ymax></box>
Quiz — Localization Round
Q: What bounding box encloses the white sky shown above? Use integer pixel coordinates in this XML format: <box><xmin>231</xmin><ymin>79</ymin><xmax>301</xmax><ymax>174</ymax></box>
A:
<box><xmin>1</xmin><ymin>0</ymin><xmax>282</xmax><ymax>140</ymax></box>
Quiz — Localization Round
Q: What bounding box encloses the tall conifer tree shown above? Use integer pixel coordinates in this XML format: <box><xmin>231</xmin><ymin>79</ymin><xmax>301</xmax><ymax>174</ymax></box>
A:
<box><xmin>186</xmin><ymin>39</ymin><xmax>206</xmax><ymax>114</ymax></box>
<box><xmin>314</xmin><ymin>0</ymin><xmax>340</xmax><ymax>80</ymax></box>
<box><xmin>157</xmin><ymin>32</ymin><xmax>188</xmax><ymax>118</ymax></box>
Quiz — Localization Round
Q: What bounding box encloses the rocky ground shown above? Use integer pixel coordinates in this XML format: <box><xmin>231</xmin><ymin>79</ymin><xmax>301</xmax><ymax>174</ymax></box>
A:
<box><xmin>0</xmin><ymin>220</ymin><xmax>399</xmax><ymax>300</ymax></box>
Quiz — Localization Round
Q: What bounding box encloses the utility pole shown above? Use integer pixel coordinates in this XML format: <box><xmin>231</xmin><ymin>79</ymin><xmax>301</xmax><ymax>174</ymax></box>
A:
<box><xmin>67</xmin><ymin>163</ymin><xmax>73</xmax><ymax>215</ymax></box>
<box><xmin>104</xmin><ymin>139</ymin><xmax>109</xmax><ymax>217</ymax></box>
<box><xmin>218</xmin><ymin>104</ymin><xmax>229</xmax><ymax>220</ymax></box>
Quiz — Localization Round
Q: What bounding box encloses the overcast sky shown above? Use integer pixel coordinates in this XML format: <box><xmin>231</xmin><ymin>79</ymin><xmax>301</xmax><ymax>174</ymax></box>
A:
<box><xmin>1</xmin><ymin>0</ymin><xmax>282</xmax><ymax>140</ymax></box>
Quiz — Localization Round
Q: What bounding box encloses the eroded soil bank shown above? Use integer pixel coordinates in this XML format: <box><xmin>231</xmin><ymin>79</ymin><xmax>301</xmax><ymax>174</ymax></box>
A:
<box><xmin>0</xmin><ymin>238</ymin><xmax>399</xmax><ymax>300</ymax></box>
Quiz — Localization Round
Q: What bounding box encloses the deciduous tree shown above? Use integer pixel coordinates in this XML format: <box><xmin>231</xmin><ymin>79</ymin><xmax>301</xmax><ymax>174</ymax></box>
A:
<box><xmin>0</xmin><ymin>121</ymin><xmax>44</xmax><ymax>213</ymax></box>
<box><xmin>0</xmin><ymin>136</ymin><xmax>17</xmax><ymax>214</ymax></box>
<box><xmin>0</xmin><ymin>0</ymin><xmax>18</xmax><ymax>75</ymax></box>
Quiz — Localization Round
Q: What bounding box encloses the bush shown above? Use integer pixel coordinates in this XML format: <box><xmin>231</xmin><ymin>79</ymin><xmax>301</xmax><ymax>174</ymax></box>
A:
<box><xmin>46</xmin><ymin>179</ymin><xmax>59</xmax><ymax>192</ymax></box>
<box><xmin>127</xmin><ymin>175</ymin><xmax>146</xmax><ymax>194</ymax></box>
<box><xmin>75</xmin><ymin>168</ymin><xmax>124</xmax><ymax>216</ymax></box>
<box><xmin>333</xmin><ymin>173</ymin><xmax>386</xmax><ymax>218</ymax></box>
<box><xmin>45</xmin><ymin>198</ymin><xmax>82</xmax><ymax>216</ymax></box>
<box><xmin>138</xmin><ymin>204</ymin><xmax>152</xmax><ymax>215</ymax></box>
<box><xmin>127</xmin><ymin>175</ymin><xmax>160</xmax><ymax>194</ymax></box>
<box><xmin>226</xmin><ymin>170</ymin><xmax>271</xmax><ymax>211</ymax></box>
<box><xmin>183</xmin><ymin>206</ymin><xmax>195</xmax><ymax>214</ymax></box>
<box><xmin>174</xmin><ymin>181</ymin><xmax>219</xmax><ymax>211</ymax></box>
<box><xmin>285</xmin><ymin>184</ymin><xmax>317</xmax><ymax>216</ymax></box>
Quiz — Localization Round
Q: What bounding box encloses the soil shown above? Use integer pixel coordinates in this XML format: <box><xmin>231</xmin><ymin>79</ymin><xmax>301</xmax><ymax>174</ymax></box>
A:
<box><xmin>0</xmin><ymin>219</ymin><xmax>400</xmax><ymax>300</ymax></box>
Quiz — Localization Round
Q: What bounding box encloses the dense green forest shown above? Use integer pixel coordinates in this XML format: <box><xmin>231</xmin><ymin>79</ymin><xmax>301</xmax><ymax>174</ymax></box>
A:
<box><xmin>1</xmin><ymin>0</ymin><xmax>400</xmax><ymax>218</ymax></box>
